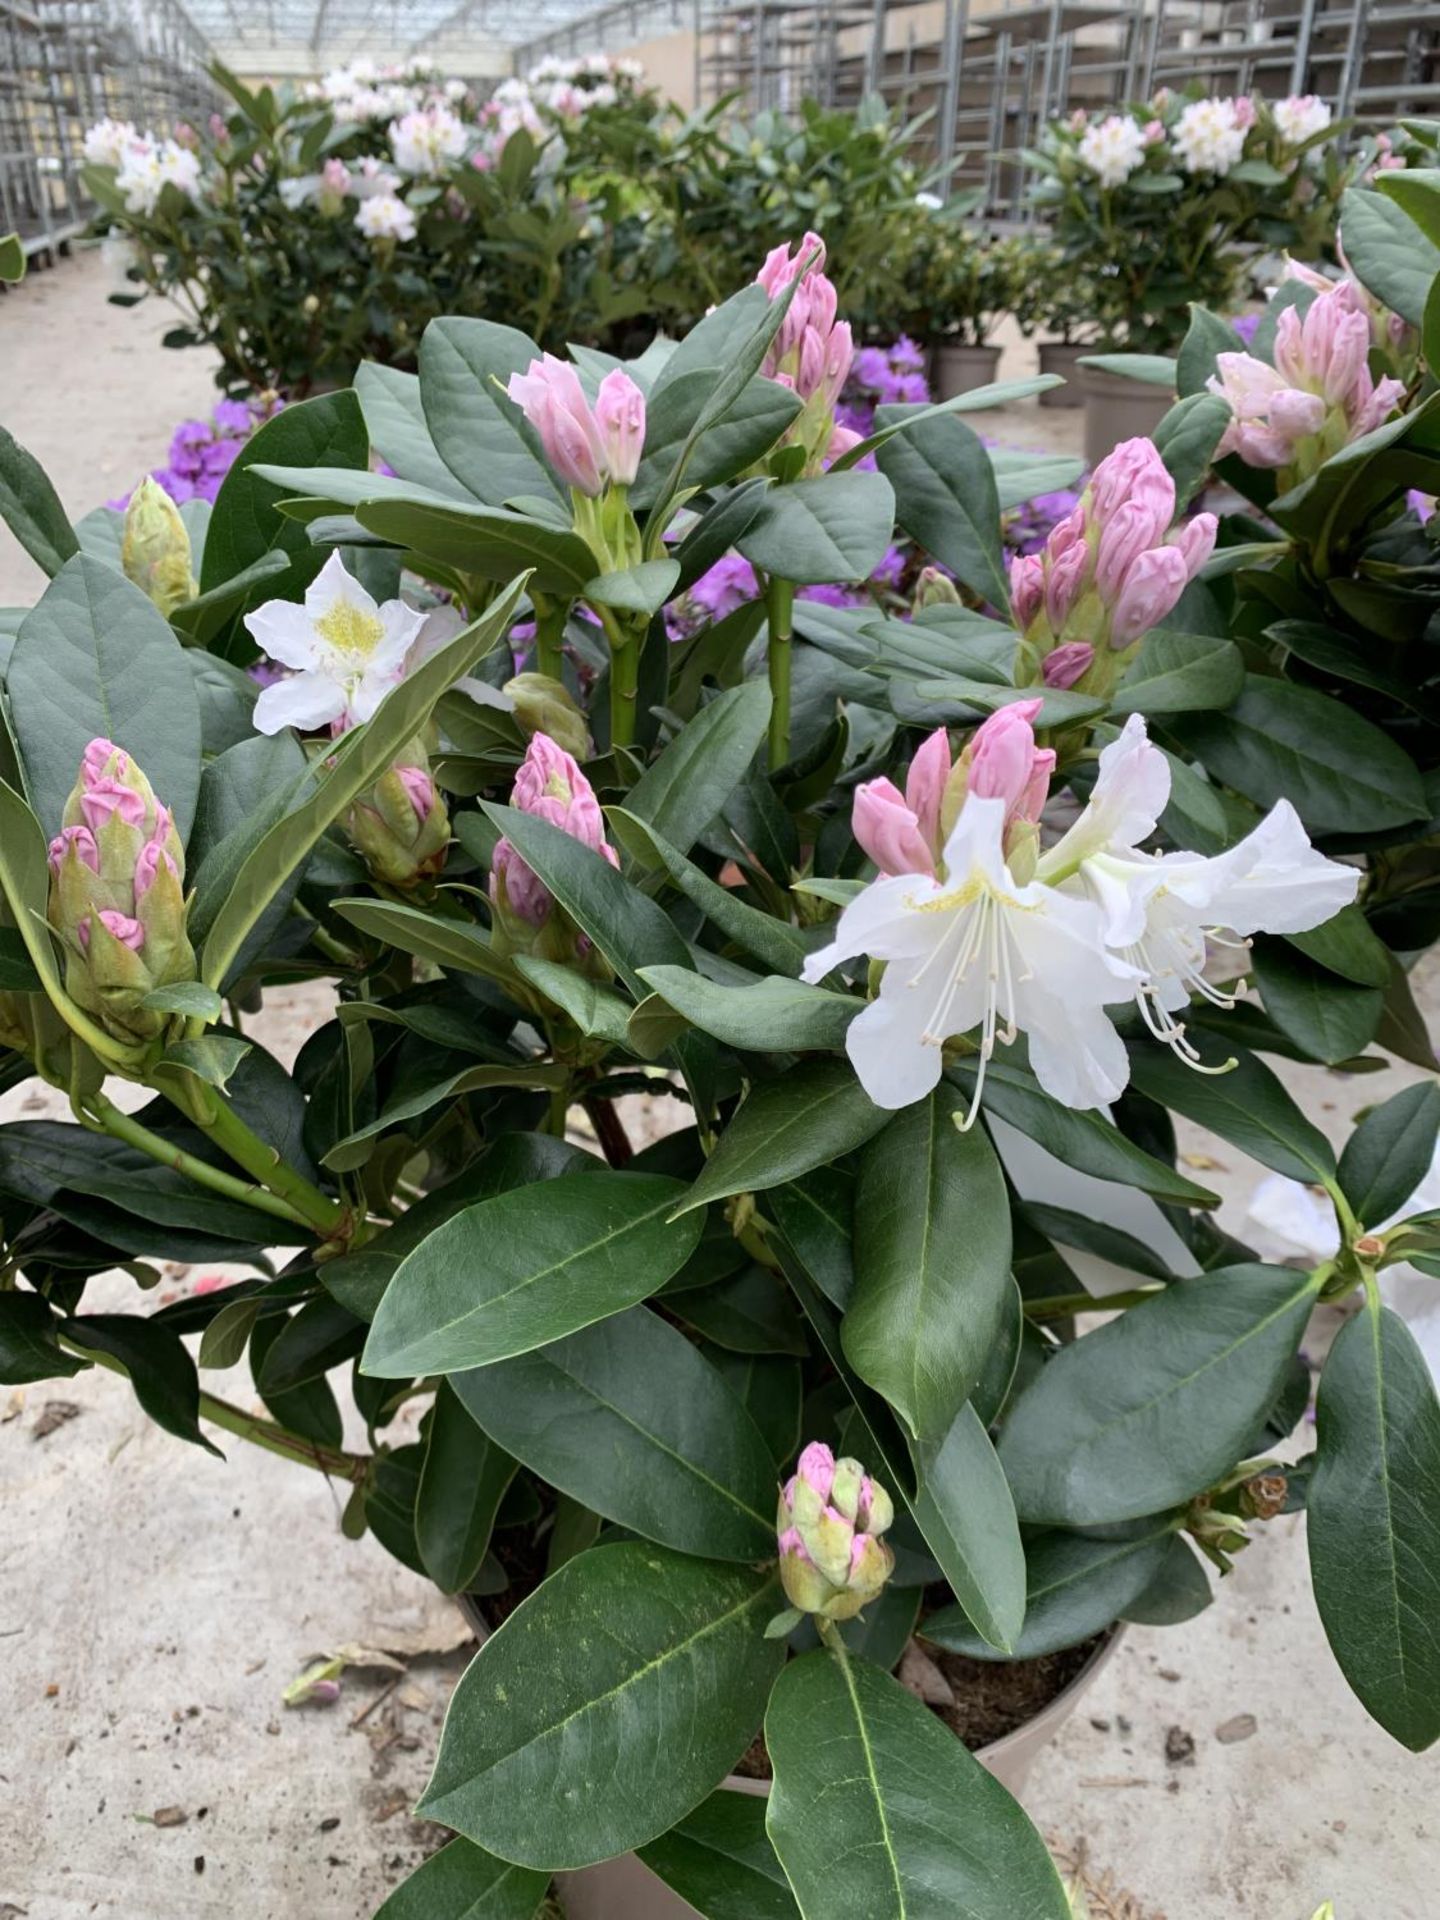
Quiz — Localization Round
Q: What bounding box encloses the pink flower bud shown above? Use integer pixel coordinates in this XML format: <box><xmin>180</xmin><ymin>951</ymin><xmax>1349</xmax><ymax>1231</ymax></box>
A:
<box><xmin>1270</xmin><ymin>388</ymin><xmax>1328</xmax><ymax>439</ymax></box>
<box><xmin>47</xmin><ymin>824</ymin><xmax>100</xmax><ymax>875</ymax></box>
<box><xmin>967</xmin><ymin>698</ymin><xmax>1047</xmax><ymax>825</ymax></box>
<box><xmin>507</xmin><ymin>353</ymin><xmax>607</xmax><ymax>497</ymax></box>
<box><xmin>904</xmin><ymin>727</ymin><xmax>951</xmax><ymax>856</ymax></box>
<box><xmin>1089</xmin><ymin>438</ymin><xmax>1172</xmax><ymax>523</ymax></box>
<box><xmin>1041</xmin><ymin>640</ymin><xmax>1095</xmax><ymax>689</ymax></box>
<box><xmin>1109</xmin><ymin>545</ymin><xmax>1190</xmax><ymax>646</ymax></box>
<box><xmin>593</xmin><ymin>370</ymin><xmax>646</xmax><ymax>486</ymax></box>
<box><xmin>1234</xmin><ymin>95</ymin><xmax>1257</xmax><ymax>129</ymax></box>
<box><xmin>1096</xmin><ymin>506</ymin><xmax>1167</xmax><ymax>605</ymax></box>
<box><xmin>395</xmin><ymin>764</ymin><xmax>435</xmax><ymax>822</ymax></box>
<box><xmin>490</xmin><ymin>836</ymin><xmax>552</xmax><ymax>926</ymax></box>
<box><xmin>133</xmin><ymin>837</ymin><xmax>178</xmax><ymax>898</ymax></box>
<box><xmin>852</xmin><ymin>778</ymin><xmax>935</xmax><ymax>878</ymax></box>
<box><xmin>1045</xmin><ymin>541</ymin><xmax>1089</xmax><ymax>633</ymax></box>
<box><xmin>1170</xmin><ymin>512</ymin><xmax>1218</xmax><ymax>580</ymax></box>
<box><xmin>78</xmin><ymin>909</ymin><xmax>145</xmax><ymax>954</ymax></box>
<box><xmin>1044</xmin><ymin>504</ymin><xmax>1087</xmax><ymax>561</ymax></box>
<box><xmin>794</xmin><ymin>1440</ymin><xmax>836</xmax><ymax>1503</ymax></box>
<box><xmin>1010</xmin><ymin>553</ymin><xmax>1044</xmax><ymax>629</ymax></box>
<box><xmin>80</xmin><ymin>778</ymin><xmax>147</xmax><ymax>835</ymax></box>
<box><xmin>826</xmin><ymin>423</ymin><xmax>863</xmax><ymax>463</ymax></box>
<box><xmin>512</xmin><ymin>734</ymin><xmax>615</xmax><ymax>860</ymax></box>
<box><xmin>82</xmin><ymin>738</ymin><xmax>128</xmax><ymax>786</ymax></box>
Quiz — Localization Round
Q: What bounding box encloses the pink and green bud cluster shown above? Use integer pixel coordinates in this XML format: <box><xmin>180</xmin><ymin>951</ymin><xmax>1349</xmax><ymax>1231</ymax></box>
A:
<box><xmin>490</xmin><ymin>734</ymin><xmax>619</xmax><ymax>962</ymax></box>
<box><xmin>1208</xmin><ymin>277</ymin><xmax>1406</xmax><ymax>483</ymax></box>
<box><xmin>754</xmin><ymin>232</ymin><xmax>855</xmax><ymax>472</ymax></box>
<box><xmin>46</xmin><ymin>738</ymin><xmax>194</xmax><ymax>1044</ymax></box>
<box><xmin>121</xmin><ymin>476</ymin><xmax>197</xmax><ymax>617</ymax></box>
<box><xmin>852</xmin><ymin>700</ymin><xmax>1054</xmax><ymax>882</ymax></box>
<box><xmin>1009</xmin><ymin>437</ymin><xmax>1217</xmax><ymax>691</ymax></box>
<box><xmin>506</xmin><ymin>354</ymin><xmax>646</xmax><ymax>499</ymax></box>
<box><xmin>777</xmin><ymin>1442</ymin><xmax>895</xmax><ymax>1622</ymax></box>
<box><xmin>345</xmin><ymin>739</ymin><xmax>450</xmax><ymax>890</ymax></box>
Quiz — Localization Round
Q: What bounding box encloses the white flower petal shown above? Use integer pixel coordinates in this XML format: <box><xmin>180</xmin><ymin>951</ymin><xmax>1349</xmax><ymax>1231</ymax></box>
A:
<box><xmin>844</xmin><ymin>983</ymin><xmax>949</xmax><ymax>1110</ymax></box>
<box><xmin>1198</xmin><ymin>799</ymin><xmax>1359</xmax><ymax>935</ymax></box>
<box><xmin>373</xmin><ymin>596</ymin><xmax>430</xmax><ymax>677</ymax></box>
<box><xmin>799</xmin><ymin>872</ymin><xmax>947</xmax><ymax>983</ymax></box>
<box><xmin>243</xmin><ymin>598</ymin><xmax>323</xmax><ymax>671</ymax></box>
<box><xmin>1025</xmin><ymin>993</ymin><xmax>1131</xmax><ymax>1108</ymax></box>
<box><xmin>1040</xmin><ymin>715</ymin><xmax>1171</xmax><ymax>877</ymax></box>
<box><xmin>253</xmin><ymin>672</ymin><xmax>346</xmax><ymax>735</ymax></box>
<box><xmin>304</xmin><ymin>549</ymin><xmax>378</xmax><ymax>623</ymax></box>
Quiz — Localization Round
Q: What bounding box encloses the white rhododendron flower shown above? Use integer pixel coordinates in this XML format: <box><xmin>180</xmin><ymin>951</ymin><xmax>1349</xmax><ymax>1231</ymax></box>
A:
<box><xmin>1078</xmin><ymin>114</ymin><xmax>1148</xmax><ymax>188</ymax></box>
<box><xmin>1274</xmin><ymin>94</ymin><xmax>1332</xmax><ymax>145</ymax></box>
<box><xmin>804</xmin><ymin>708</ymin><xmax>1358</xmax><ymax>1116</ymax></box>
<box><xmin>351</xmin><ymin>156</ymin><xmax>402</xmax><ymax>200</ymax></box>
<box><xmin>1172</xmin><ymin>96</ymin><xmax>1250</xmax><ymax>176</ymax></box>
<box><xmin>388</xmin><ymin>104</ymin><xmax>468</xmax><ymax>177</ymax></box>
<box><xmin>116</xmin><ymin>138</ymin><xmax>201</xmax><ymax>215</ymax></box>
<box><xmin>1036</xmin><ymin>715</ymin><xmax>1358</xmax><ymax>1066</ymax></box>
<box><xmin>355</xmin><ymin>193</ymin><xmax>417</xmax><ymax>242</ymax></box>
<box><xmin>83</xmin><ymin>117</ymin><xmax>141</xmax><ymax>169</ymax></box>
<box><xmin>243</xmin><ymin>553</ymin><xmax>427</xmax><ymax>734</ymax></box>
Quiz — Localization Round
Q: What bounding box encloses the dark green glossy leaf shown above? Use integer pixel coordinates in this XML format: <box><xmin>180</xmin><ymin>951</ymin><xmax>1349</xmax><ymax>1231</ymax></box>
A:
<box><xmin>638</xmin><ymin>967</ymin><xmax>857</xmax><ymax>1052</ymax></box>
<box><xmin>1309</xmin><ymin>1301</ymin><xmax>1440</xmax><ymax>1751</ymax></box>
<box><xmin>624</xmin><ymin>681</ymin><xmax>771</xmax><ymax>858</ymax></box>
<box><xmin>765</xmin><ymin>1653</ymin><xmax>1069</xmax><ymax>1920</ymax></box>
<box><xmin>1126</xmin><ymin>1037</ymin><xmax>1336</xmax><ymax>1183</ymax></box>
<box><xmin>672</xmin><ymin>1264</ymin><xmax>808</xmax><ymax>1355</ymax></box>
<box><xmin>416</xmin><ymin>1381</ymin><xmax>520</xmax><ymax>1595</ymax></box>
<box><xmin>737</xmin><ymin>471</ymin><xmax>896</xmax><ymax>586</ymax></box>
<box><xmin>373</xmin><ymin>1836</ymin><xmax>548</xmax><ymax>1920</ymax></box>
<box><xmin>0</xmin><ymin>1292</ymin><xmax>88</xmax><ymax>1385</ymax></box>
<box><xmin>65</xmin><ymin>1313</ymin><xmax>220</xmax><ymax>1455</ymax></box>
<box><xmin>1250</xmin><ymin>940</ymin><xmax>1383</xmax><ymax>1066</ymax></box>
<box><xmin>1338</xmin><ymin>1082</ymin><xmax>1440</xmax><ymax>1228</ymax></box>
<box><xmin>874</xmin><ymin>408</ymin><xmax>1007</xmax><ymax>608</ymax></box>
<box><xmin>363</xmin><ymin>1171</ymin><xmax>703</xmax><ymax>1376</ymax></box>
<box><xmin>419</xmin><ymin>1543</ymin><xmax>783</xmax><ymax>1866</ymax></box>
<box><xmin>417</xmin><ymin>316</ymin><xmax>560</xmax><ymax>506</ymax></box>
<box><xmin>1122</xmin><ymin>1534</ymin><xmax>1213</xmax><ymax>1626</ymax></box>
<box><xmin>677</xmin><ymin>1060</ymin><xmax>888</xmax><ymax>1217</ymax></box>
<box><xmin>637</xmin><ymin>1788</ymin><xmax>798</xmax><ymax>1920</ymax></box>
<box><xmin>0</xmin><ymin>424</ymin><xmax>78</xmax><ymax>577</ymax></box>
<box><xmin>999</xmin><ymin>1264</ymin><xmax>1318</xmax><ymax>1525</ymax></box>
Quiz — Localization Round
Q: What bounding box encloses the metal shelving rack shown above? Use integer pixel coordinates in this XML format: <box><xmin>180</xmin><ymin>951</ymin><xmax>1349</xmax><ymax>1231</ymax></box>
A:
<box><xmin>0</xmin><ymin>0</ymin><xmax>215</xmax><ymax>271</ymax></box>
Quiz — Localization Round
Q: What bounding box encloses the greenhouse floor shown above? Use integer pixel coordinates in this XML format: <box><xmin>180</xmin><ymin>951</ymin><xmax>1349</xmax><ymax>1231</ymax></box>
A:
<box><xmin>2</xmin><ymin>251</ymin><xmax>1440</xmax><ymax>1920</ymax></box>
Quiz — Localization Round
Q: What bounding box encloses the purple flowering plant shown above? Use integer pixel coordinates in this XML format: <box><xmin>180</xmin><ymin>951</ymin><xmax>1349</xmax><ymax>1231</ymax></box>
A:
<box><xmin>2</xmin><ymin>150</ymin><xmax>1440</xmax><ymax>1919</ymax></box>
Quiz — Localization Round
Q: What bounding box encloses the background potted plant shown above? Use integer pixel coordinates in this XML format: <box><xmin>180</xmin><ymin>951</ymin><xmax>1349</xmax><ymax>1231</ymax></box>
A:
<box><xmin>1014</xmin><ymin>242</ymin><xmax>1102</xmax><ymax>408</ymax></box>
<box><xmin>3</xmin><ymin>146</ymin><xmax>1440</xmax><ymax>1919</ymax></box>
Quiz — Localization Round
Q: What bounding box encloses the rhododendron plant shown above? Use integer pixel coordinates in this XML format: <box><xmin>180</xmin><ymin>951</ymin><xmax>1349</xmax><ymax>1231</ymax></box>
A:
<box><xmin>3</xmin><ymin>156</ymin><xmax>1440</xmax><ymax>1920</ymax></box>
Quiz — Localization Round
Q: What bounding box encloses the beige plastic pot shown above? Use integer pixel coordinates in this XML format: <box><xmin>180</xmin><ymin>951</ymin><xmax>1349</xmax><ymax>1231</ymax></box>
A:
<box><xmin>459</xmin><ymin>1619</ymin><xmax>1123</xmax><ymax>1920</ymax></box>
<box><xmin>1036</xmin><ymin>341</ymin><xmax>1087</xmax><ymax>409</ymax></box>
<box><xmin>932</xmin><ymin>341</ymin><xmax>1003</xmax><ymax>399</ymax></box>
<box><xmin>1079</xmin><ymin>364</ymin><xmax>1173</xmax><ymax>466</ymax></box>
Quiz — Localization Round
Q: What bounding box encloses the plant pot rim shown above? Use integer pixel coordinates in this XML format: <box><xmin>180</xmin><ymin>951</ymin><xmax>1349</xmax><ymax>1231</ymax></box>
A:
<box><xmin>454</xmin><ymin>1589</ymin><xmax>1124</xmax><ymax>1774</ymax></box>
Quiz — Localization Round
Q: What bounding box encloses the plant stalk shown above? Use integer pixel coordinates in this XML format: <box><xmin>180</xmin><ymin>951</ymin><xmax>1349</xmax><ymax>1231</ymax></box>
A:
<box><xmin>533</xmin><ymin>596</ymin><xmax>569</xmax><ymax>680</ymax></box>
<box><xmin>83</xmin><ymin>1092</ymin><xmax>316</xmax><ymax>1233</ymax></box>
<box><xmin>609</xmin><ymin>617</ymin><xmax>640</xmax><ymax>750</ymax></box>
<box><xmin>1022</xmin><ymin>1284</ymin><xmax>1163</xmax><ymax>1320</ymax></box>
<box><xmin>767</xmin><ymin>575</ymin><xmax>796</xmax><ymax>769</ymax></box>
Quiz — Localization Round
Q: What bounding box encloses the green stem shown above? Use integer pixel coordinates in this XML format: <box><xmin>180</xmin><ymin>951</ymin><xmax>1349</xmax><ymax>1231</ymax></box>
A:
<box><xmin>608</xmin><ymin>616</ymin><xmax>640</xmax><ymax>750</ymax></box>
<box><xmin>153</xmin><ymin>1077</ymin><xmax>349</xmax><ymax>1241</ymax></box>
<box><xmin>83</xmin><ymin>1093</ymin><xmax>315</xmax><ymax>1233</ymax></box>
<box><xmin>545</xmin><ymin>1082</ymin><xmax>572</xmax><ymax>1138</ymax></box>
<box><xmin>767</xmin><ymin>576</ymin><xmax>796</xmax><ymax>770</ymax></box>
<box><xmin>64</xmin><ymin>1339</ymin><xmax>366</xmax><ymax>1480</ymax></box>
<box><xmin>1022</xmin><ymin>1284</ymin><xmax>1163</xmax><ymax>1321</ymax></box>
<box><xmin>532</xmin><ymin>596</ymin><xmax>569</xmax><ymax>680</ymax></box>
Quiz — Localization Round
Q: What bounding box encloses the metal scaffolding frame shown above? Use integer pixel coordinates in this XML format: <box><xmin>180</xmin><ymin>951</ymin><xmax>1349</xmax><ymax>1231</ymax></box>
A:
<box><xmin>0</xmin><ymin>0</ymin><xmax>215</xmax><ymax>266</ymax></box>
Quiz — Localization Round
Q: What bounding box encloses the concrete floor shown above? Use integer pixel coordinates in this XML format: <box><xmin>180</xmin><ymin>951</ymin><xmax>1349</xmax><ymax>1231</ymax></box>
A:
<box><xmin>2</xmin><ymin>249</ymin><xmax>1439</xmax><ymax>1920</ymax></box>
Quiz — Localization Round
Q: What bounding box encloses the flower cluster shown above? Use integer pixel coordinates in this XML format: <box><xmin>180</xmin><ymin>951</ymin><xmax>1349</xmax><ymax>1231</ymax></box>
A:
<box><xmin>755</xmin><ymin>232</ymin><xmax>856</xmax><ymax>468</ymax></box>
<box><xmin>46</xmin><ymin>739</ymin><xmax>195</xmax><ymax>1045</ymax></box>
<box><xmin>489</xmin><ymin>735</ymin><xmax>620</xmax><ymax>951</ymax></box>
<box><xmin>1009</xmin><ymin>437</ymin><xmax>1216</xmax><ymax>692</ymax></box>
<box><xmin>835</xmin><ymin>335</ymin><xmax>929</xmax><ymax>441</ymax></box>
<box><xmin>1209</xmin><ymin>276</ymin><xmax>1407</xmax><ymax>480</ymax></box>
<box><xmin>1068</xmin><ymin>90</ymin><xmax>1337</xmax><ymax>191</ymax></box>
<box><xmin>1172</xmin><ymin>95</ymin><xmax>1254</xmax><ymax>176</ymax></box>
<box><xmin>1078</xmin><ymin>112</ymin><xmax>1156</xmax><ymax>188</ymax></box>
<box><xmin>389</xmin><ymin>104</ymin><xmax>469</xmax><ymax>179</ymax></box>
<box><xmin>777</xmin><ymin>1443</ymin><xmax>895</xmax><ymax>1623</ymax></box>
<box><xmin>110</xmin><ymin>395</ymin><xmax>279</xmax><ymax>512</ymax></box>
<box><xmin>474</xmin><ymin>55</ymin><xmax>650</xmax><ymax>166</ymax></box>
<box><xmin>302</xmin><ymin>59</ymin><xmax>468</xmax><ymax>125</ymax></box>
<box><xmin>83</xmin><ymin>119</ymin><xmax>201</xmax><ymax>215</ymax></box>
<box><xmin>802</xmin><ymin>705</ymin><xmax>1355</xmax><ymax>1116</ymax></box>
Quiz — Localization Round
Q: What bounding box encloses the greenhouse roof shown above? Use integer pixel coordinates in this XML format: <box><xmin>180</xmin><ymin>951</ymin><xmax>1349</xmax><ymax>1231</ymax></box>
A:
<box><xmin>176</xmin><ymin>0</ymin><xmax>627</xmax><ymax>73</ymax></box>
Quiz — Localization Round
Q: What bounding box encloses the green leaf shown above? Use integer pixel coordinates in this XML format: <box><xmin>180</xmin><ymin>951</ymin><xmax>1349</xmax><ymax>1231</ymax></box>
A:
<box><xmin>1338</xmin><ymin>1083</ymin><xmax>1440</xmax><ymax>1228</ymax></box>
<box><xmin>1346</xmin><ymin>183</ymin><xmax>1440</xmax><ymax>327</ymax></box>
<box><xmin>0</xmin><ymin>233</ymin><xmax>23</xmax><ymax>283</ymax></box>
<box><xmin>949</xmin><ymin>1064</ymin><xmax>1219</xmax><ymax>1208</ymax></box>
<box><xmin>141</xmin><ymin>982</ymin><xmax>224</xmax><ymax>1021</ymax></box>
<box><xmin>764</xmin><ymin>1653</ymin><xmax>1070</xmax><ymax>1920</ymax></box>
<box><xmin>676</xmin><ymin>1060</ymin><xmax>889</xmax><ymax>1216</ymax></box>
<box><xmin>1309</xmin><ymin>1300</ymin><xmax>1440</xmax><ymax>1751</ymax></box>
<box><xmin>673</xmin><ymin>1264</ymin><xmax>808</xmax><ymax>1355</ymax></box>
<box><xmin>200</xmin><ymin>391</ymin><xmax>368</xmax><ymax>613</ymax></box>
<box><xmin>585</xmin><ymin>558</ymin><xmax>681</xmax><ymax>615</ymax></box>
<box><xmin>1122</xmin><ymin>1534</ymin><xmax>1213</xmax><ymax>1625</ymax></box>
<box><xmin>417</xmin><ymin>316</ymin><xmax>561</xmax><ymax>507</ymax></box>
<box><xmin>923</xmin><ymin>1522</ymin><xmax>1174</xmax><ymax>1660</ymax></box>
<box><xmin>874</xmin><ymin>408</ymin><xmax>1008</xmax><ymax>608</ymax></box>
<box><xmin>1150</xmin><ymin>392</ymin><xmax>1232</xmax><ymax>511</ymax></box>
<box><xmin>1174</xmin><ymin>307</ymin><xmax>1244</xmax><ymax>400</ymax></box>
<box><xmin>363</xmin><ymin>1171</ymin><xmax>703</xmax><ymax>1376</ymax></box>
<box><xmin>767</xmin><ymin>1167</ymin><xmax>855</xmax><ymax>1310</ymax></box>
<box><xmin>256</xmin><ymin>1295</ymin><xmax>365</xmax><ymax>1393</ymax></box>
<box><xmin>323</xmin><ymin>1060</ymin><xmax>567</xmax><ymax>1172</ymax></box>
<box><xmin>332</xmin><ymin>898</ymin><xmax>512</xmax><ymax>983</ymax></box>
<box><xmin>1077</xmin><ymin>352</ymin><xmax>1177</xmax><ymax>386</ymax></box>
<box><xmin>8</xmin><ymin>555</ymin><xmax>203</xmax><ymax>839</ymax></box>
<box><xmin>638</xmin><ymin>967</ymin><xmax>857</xmax><ymax>1052</ymax></box>
<box><xmin>908</xmin><ymin>1405</ymin><xmax>1027</xmax><ymax>1655</ymax></box>
<box><xmin>0</xmin><ymin>425</ymin><xmax>78</xmax><ymax>578</ymax></box>
<box><xmin>452</xmin><ymin>1305</ymin><xmax>777</xmax><ymax>1559</ymax></box>
<box><xmin>1249</xmin><ymin>941</ymin><xmax>1383</xmax><ymax>1066</ymax></box>
<box><xmin>737</xmin><ymin>471</ymin><xmax>896</xmax><ymax>586</ymax></box>
<box><xmin>1110</xmin><ymin>629</ymin><xmax>1243</xmax><ymax>716</ymax></box>
<box><xmin>355</xmin><ymin>497</ymin><xmax>598</xmax><ymax>596</ymax></box>
<box><xmin>625</xmin><ymin>681</ymin><xmax>771</xmax><ymax>858</ymax></box>
<box><xmin>197</xmin><ymin>1297</ymin><xmax>259</xmax><ymax>1371</ymax></box>
<box><xmin>418</xmin><ymin>1543</ymin><xmax>783</xmax><ymax>1866</ymax></box>
<box><xmin>0</xmin><ymin>1292</ymin><xmax>88</xmax><ymax>1385</ymax></box>
<box><xmin>1126</xmin><ymin>1037</ymin><xmax>1336</xmax><ymax>1183</ymax></box>
<box><xmin>200</xmin><ymin>580</ymin><xmax>525</xmax><ymax>990</ymax></box>
<box><xmin>637</xmin><ymin>1789</ymin><xmax>799</xmax><ymax>1920</ymax></box>
<box><xmin>416</xmin><ymin>1381</ymin><xmax>520</xmax><ymax>1595</ymax></box>
<box><xmin>607</xmin><ymin>808</ymin><xmax>808</xmax><ymax>976</ymax></box>
<box><xmin>512</xmin><ymin>956</ymin><xmax>636</xmax><ymax>1047</ymax></box>
<box><xmin>65</xmin><ymin>1313</ymin><xmax>221</xmax><ymax>1456</ymax></box>
<box><xmin>169</xmin><ymin>549</ymin><xmax>292</xmax><ymax>646</ymax></box>
<box><xmin>1172</xmin><ymin>676</ymin><xmax>1428</xmax><ymax>835</ymax></box>
<box><xmin>999</xmin><ymin>1264</ymin><xmax>1319</xmax><ymax>1525</ymax></box>
<box><xmin>1288</xmin><ymin>902</ymin><xmax>1392</xmax><ymax>988</ymax></box>
<box><xmin>373</xmin><ymin>1836</ymin><xmax>548</xmax><ymax>1920</ymax></box>
<box><xmin>354</xmin><ymin>362</ymin><xmax>477</xmax><ymax>501</ymax></box>
<box><xmin>846</xmin><ymin>1094</ymin><xmax>1011</xmax><ymax>1445</ymax></box>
